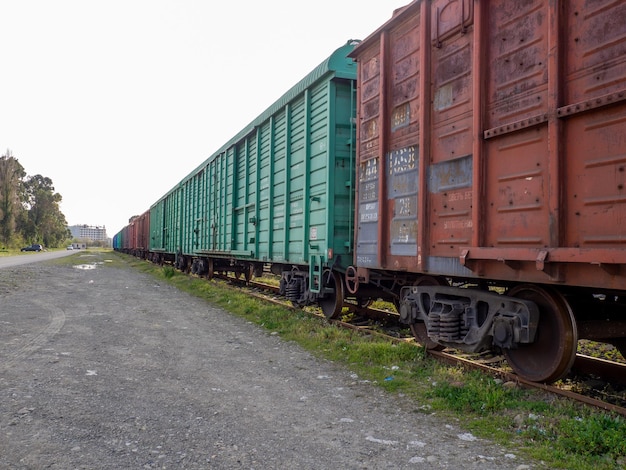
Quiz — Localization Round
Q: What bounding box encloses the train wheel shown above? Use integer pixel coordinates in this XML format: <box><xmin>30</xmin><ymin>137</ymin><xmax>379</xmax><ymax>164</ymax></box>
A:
<box><xmin>319</xmin><ymin>270</ymin><xmax>344</xmax><ymax>319</ymax></box>
<box><xmin>235</xmin><ymin>265</ymin><xmax>253</xmax><ymax>283</ymax></box>
<box><xmin>504</xmin><ymin>284</ymin><xmax>578</xmax><ymax>383</ymax></box>
<box><xmin>408</xmin><ymin>276</ymin><xmax>447</xmax><ymax>351</ymax></box>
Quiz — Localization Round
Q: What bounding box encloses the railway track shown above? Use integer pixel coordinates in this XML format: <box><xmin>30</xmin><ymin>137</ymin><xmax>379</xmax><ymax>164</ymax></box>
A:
<box><xmin>228</xmin><ymin>275</ymin><xmax>626</xmax><ymax>417</ymax></box>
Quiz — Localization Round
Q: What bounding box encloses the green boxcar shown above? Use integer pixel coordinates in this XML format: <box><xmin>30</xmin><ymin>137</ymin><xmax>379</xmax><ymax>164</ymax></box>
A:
<box><xmin>112</xmin><ymin>231</ymin><xmax>122</xmax><ymax>251</ymax></box>
<box><xmin>147</xmin><ymin>41</ymin><xmax>358</xmax><ymax>316</ymax></box>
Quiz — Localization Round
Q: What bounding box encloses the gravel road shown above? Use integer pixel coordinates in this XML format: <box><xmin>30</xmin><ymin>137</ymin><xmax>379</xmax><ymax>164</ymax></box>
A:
<box><xmin>0</xmin><ymin>252</ymin><xmax>540</xmax><ymax>469</ymax></box>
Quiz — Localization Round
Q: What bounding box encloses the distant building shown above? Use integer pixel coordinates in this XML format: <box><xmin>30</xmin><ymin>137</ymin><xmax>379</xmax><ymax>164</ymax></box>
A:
<box><xmin>68</xmin><ymin>224</ymin><xmax>108</xmax><ymax>242</ymax></box>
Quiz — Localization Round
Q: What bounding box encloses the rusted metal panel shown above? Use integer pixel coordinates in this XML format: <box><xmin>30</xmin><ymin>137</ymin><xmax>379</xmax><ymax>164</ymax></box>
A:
<box><xmin>135</xmin><ymin>210</ymin><xmax>150</xmax><ymax>252</ymax></box>
<box><xmin>429</xmin><ymin>0</ymin><xmax>477</xmax><ymax>259</ymax></box>
<box><xmin>483</xmin><ymin>0</ymin><xmax>552</xmax><ymax>252</ymax></box>
<box><xmin>353</xmin><ymin>1</ymin><xmax>423</xmax><ymax>270</ymax></box>
<box><xmin>388</xmin><ymin>146</ymin><xmax>419</xmax><ymax>256</ymax></box>
<box><xmin>351</xmin><ymin>0</ymin><xmax>626</xmax><ymax>290</ymax></box>
<box><xmin>480</xmin><ymin>0</ymin><xmax>626</xmax><ymax>287</ymax></box>
<box><xmin>357</xmin><ymin>158</ymin><xmax>381</xmax><ymax>266</ymax></box>
<box><xmin>563</xmin><ymin>0</ymin><xmax>626</xmax><ymax>253</ymax></box>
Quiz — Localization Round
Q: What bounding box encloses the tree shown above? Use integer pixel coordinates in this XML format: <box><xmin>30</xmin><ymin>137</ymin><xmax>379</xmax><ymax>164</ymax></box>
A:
<box><xmin>0</xmin><ymin>150</ymin><xmax>27</xmax><ymax>247</ymax></box>
<box><xmin>22</xmin><ymin>174</ymin><xmax>70</xmax><ymax>247</ymax></box>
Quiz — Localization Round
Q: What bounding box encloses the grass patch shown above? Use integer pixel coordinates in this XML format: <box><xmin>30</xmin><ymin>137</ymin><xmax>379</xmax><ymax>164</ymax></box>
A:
<box><xmin>109</xmin><ymin>252</ymin><xmax>626</xmax><ymax>470</ymax></box>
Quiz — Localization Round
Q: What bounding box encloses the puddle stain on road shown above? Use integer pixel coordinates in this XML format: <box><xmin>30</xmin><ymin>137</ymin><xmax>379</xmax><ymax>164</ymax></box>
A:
<box><xmin>73</xmin><ymin>263</ymin><xmax>102</xmax><ymax>270</ymax></box>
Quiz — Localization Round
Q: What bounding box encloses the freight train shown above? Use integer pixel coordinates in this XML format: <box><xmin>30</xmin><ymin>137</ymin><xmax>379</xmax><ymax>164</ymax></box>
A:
<box><xmin>114</xmin><ymin>0</ymin><xmax>626</xmax><ymax>384</ymax></box>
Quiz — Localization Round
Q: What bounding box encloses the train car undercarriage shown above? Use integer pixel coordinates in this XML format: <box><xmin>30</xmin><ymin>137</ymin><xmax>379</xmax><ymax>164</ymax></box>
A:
<box><xmin>364</xmin><ymin>271</ymin><xmax>626</xmax><ymax>384</ymax></box>
<box><xmin>135</xmin><ymin>249</ymin><xmax>626</xmax><ymax>384</ymax></box>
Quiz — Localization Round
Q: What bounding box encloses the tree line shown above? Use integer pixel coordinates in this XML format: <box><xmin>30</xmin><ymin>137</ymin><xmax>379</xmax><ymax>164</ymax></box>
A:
<box><xmin>0</xmin><ymin>150</ymin><xmax>70</xmax><ymax>249</ymax></box>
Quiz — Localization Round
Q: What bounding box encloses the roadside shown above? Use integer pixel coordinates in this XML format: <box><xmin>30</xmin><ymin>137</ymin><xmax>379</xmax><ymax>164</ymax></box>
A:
<box><xmin>0</xmin><ymin>251</ymin><xmax>543</xmax><ymax>469</ymax></box>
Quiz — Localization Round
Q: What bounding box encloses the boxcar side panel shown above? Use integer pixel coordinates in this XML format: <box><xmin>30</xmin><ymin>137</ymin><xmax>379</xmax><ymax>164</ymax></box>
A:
<box><xmin>122</xmin><ymin>224</ymin><xmax>131</xmax><ymax>251</ymax></box>
<box><xmin>181</xmin><ymin>178</ymin><xmax>192</xmax><ymax>254</ymax></box>
<box><xmin>257</xmin><ymin>119</ymin><xmax>274</xmax><ymax>261</ymax></box>
<box><xmin>286</xmin><ymin>96</ymin><xmax>307</xmax><ymax>264</ymax></box>
<box><xmin>197</xmin><ymin>164</ymin><xmax>209</xmax><ymax>253</ymax></box>
<box><xmin>223</xmin><ymin>74</ymin><xmax>355</xmax><ymax>268</ymax></box>
<box><xmin>164</xmin><ymin>187</ymin><xmax>181</xmax><ymax>254</ymax></box>
<box><xmin>354</xmin><ymin>4</ymin><xmax>423</xmax><ymax>269</ymax></box>
<box><xmin>136</xmin><ymin>210</ymin><xmax>150</xmax><ymax>252</ymax></box>
<box><xmin>271</xmin><ymin>113</ymin><xmax>288</xmax><ymax>262</ymax></box>
<box><xmin>354</xmin><ymin>37</ymin><xmax>382</xmax><ymax>269</ymax></box>
<box><xmin>256</xmin><ymin>91</ymin><xmax>309</xmax><ymax>265</ymax></box>
<box><xmin>483</xmin><ymin>0</ymin><xmax>552</xmax><ymax>251</ymax></box>
<box><xmin>223</xmin><ymin>149</ymin><xmax>233</xmax><ymax>253</ymax></box>
<box><xmin>231</xmin><ymin>142</ymin><xmax>252</xmax><ymax>257</ymax></box>
<box><xmin>307</xmin><ymin>82</ymin><xmax>334</xmax><ymax>264</ymax></box>
<box><xmin>352</xmin><ymin>0</ymin><xmax>626</xmax><ymax>289</ymax></box>
<box><xmin>189</xmin><ymin>170</ymin><xmax>202</xmax><ymax>253</ymax></box>
<box><xmin>150</xmin><ymin>199</ymin><xmax>165</xmax><ymax>252</ymax></box>
<box><xmin>237</xmin><ymin>138</ymin><xmax>259</xmax><ymax>257</ymax></box>
<box><xmin>331</xmin><ymin>78</ymin><xmax>357</xmax><ymax>267</ymax></box>
<box><xmin>479</xmin><ymin>0</ymin><xmax>626</xmax><ymax>287</ymax></box>
<box><xmin>207</xmin><ymin>154</ymin><xmax>224</xmax><ymax>253</ymax></box>
<box><xmin>127</xmin><ymin>220</ymin><xmax>136</xmax><ymax>251</ymax></box>
<box><xmin>564</xmin><ymin>0</ymin><xmax>626</xmax><ymax>251</ymax></box>
<box><xmin>427</xmin><ymin>0</ymin><xmax>475</xmax><ymax>264</ymax></box>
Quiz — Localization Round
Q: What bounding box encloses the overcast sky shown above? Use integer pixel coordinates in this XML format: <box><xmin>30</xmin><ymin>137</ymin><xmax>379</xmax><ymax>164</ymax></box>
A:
<box><xmin>1</xmin><ymin>1</ymin><xmax>409</xmax><ymax>238</ymax></box>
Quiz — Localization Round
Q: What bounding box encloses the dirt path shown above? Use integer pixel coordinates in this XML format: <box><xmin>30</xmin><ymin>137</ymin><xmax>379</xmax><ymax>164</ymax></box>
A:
<box><xmin>0</xmin><ymin>253</ymin><xmax>537</xmax><ymax>469</ymax></box>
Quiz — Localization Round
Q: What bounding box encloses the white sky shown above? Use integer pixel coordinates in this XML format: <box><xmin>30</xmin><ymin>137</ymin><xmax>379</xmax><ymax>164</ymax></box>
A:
<box><xmin>1</xmin><ymin>1</ymin><xmax>409</xmax><ymax>238</ymax></box>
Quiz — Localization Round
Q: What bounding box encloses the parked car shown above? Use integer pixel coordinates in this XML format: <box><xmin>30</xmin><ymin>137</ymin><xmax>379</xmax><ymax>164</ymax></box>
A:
<box><xmin>21</xmin><ymin>244</ymin><xmax>43</xmax><ymax>252</ymax></box>
<box><xmin>66</xmin><ymin>245</ymin><xmax>74</xmax><ymax>250</ymax></box>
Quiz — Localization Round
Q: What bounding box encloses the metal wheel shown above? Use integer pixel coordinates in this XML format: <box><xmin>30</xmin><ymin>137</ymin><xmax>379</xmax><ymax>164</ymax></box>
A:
<box><xmin>191</xmin><ymin>259</ymin><xmax>200</xmax><ymax>275</ymax></box>
<box><xmin>344</xmin><ymin>266</ymin><xmax>359</xmax><ymax>294</ymax></box>
<box><xmin>319</xmin><ymin>270</ymin><xmax>344</xmax><ymax>319</ymax></box>
<box><xmin>408</xmin><ymin>276</ymin><xmax>447</xmax><ymax>351</ymax></box>
<box><xmin>504</xmin><ymin>284</ymin><xmax>578</xmax><ymax>383</ymax></box>
<box><xmin>235</xmin><ymin>265</ymin><xmax>253</xmax><ymax>283</ymax></box>
<box><xmin>410</xmin><ymin>323</ymin><xmax>444</xmax><ymax>351</ymax></box>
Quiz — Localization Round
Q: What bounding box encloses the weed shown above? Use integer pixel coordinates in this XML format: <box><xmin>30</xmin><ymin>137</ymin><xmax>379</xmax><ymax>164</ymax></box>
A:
<box><xmin>162</xmin><ymin>266</ymin><xmax>176</xmax><ymax>279</ymax></box>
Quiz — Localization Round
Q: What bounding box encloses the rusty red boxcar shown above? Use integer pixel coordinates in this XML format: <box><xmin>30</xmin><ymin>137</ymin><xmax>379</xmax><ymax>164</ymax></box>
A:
<box><xmin>132</xmin><ymin>209</ymin><xmax>150</xmax><ymax>259</ymax></box>
<box><xmin>347</xmin><ymin>0</ymin><xmax>626</xmax><ymax>382</ymax></box>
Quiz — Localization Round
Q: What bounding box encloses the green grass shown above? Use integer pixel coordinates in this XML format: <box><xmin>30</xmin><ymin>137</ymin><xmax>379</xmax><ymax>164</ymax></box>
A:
<box><xmin>92</xmin><ymin>251</ymin><xmax>626</xmax><ymax>470</ymax></box>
